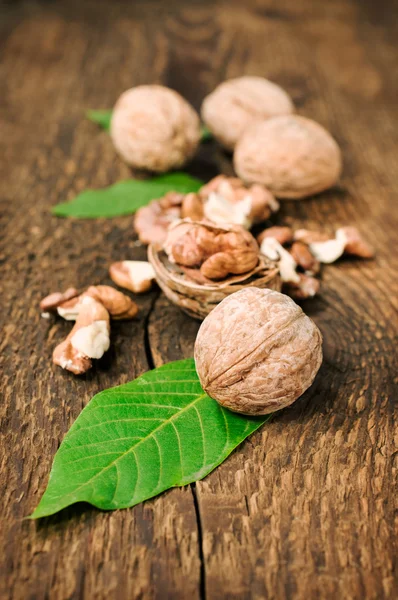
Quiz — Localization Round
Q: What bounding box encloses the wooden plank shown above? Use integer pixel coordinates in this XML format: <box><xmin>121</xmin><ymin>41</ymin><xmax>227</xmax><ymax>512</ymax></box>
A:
<box><xmin>0</xmin><ymin>1</ymin><xmax>397</xmax><ymax>599</ymax></box>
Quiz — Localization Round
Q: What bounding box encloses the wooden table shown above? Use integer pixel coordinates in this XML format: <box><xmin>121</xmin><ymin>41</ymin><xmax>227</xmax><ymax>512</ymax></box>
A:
<box><xmin>1</xmin><ymin>1</ymin><xmax>397</xmax><ymax>598</ymax></box>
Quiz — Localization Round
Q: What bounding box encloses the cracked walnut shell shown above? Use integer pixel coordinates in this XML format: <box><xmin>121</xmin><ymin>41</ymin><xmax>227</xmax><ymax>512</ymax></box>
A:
<box><xmin>148</xmin><ymin>243</ymin><xmax>281</xmax><ymax>320</ymax></box>
<box><xmin>194</xmin><ymin>288</ymin><xmax>323</xmax><ymax>415</ymax></box>
<box><xmin>234</xmin><ymin>115</ymin><xmax>342</xmax><ymax>199</ymax></box>
<box><xmin>201</xmin><ymin>77</ymin><xmax>294</xmax><ymax>151</ymax></box>
<box><xmin>111</xmin><ymin>85</ymin><xmax>201</xmax><ymax>172</ymax></box>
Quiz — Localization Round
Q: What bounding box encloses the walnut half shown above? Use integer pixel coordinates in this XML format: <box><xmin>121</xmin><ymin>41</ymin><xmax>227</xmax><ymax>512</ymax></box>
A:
<box><xmin>163</xmin><ymin>220</ymin><xmax>260</xmax><ymax>281</ymax></box>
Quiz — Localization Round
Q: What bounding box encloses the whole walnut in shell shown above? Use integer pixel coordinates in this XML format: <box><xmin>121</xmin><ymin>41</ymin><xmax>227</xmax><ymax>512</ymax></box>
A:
<box><xmin>201</xmin><ymin>77</ymin><xmax>294</xmax><ymax>151</ymax></box>
<box><xmin>111</xmin><ymin>85</ymin><xmax>201</xmax><ymax>172</ymax></box>
<box><xmin>194</xmin><ymin>288</ymin><xmax>323</xmax><ymax>415</ymax></box>
<box><xmin>234</xmin><ymin>115</ymin><xmax>342</xmax><ymax>199</ymax></box>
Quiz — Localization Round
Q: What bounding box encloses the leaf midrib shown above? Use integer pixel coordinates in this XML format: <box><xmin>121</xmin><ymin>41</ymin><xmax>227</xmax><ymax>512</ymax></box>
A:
<box><xmin>46</xmin><ymin>392</ymin><xmax>208</xmax><ymax>503</ymax></box>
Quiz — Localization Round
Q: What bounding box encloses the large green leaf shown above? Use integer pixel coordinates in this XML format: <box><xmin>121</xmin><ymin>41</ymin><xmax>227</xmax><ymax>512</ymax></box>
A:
<box><xmin>30</xmin><ymin>359</ymin><xmax>269</xmax><ymax>518</ymax></box>
<box><xmin>52</xmin><ymin>173</ymin><xmax>203</xmax><ymax>218</ymax></box>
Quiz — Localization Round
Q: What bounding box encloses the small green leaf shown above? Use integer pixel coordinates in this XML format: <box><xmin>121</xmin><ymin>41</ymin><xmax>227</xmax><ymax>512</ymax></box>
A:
<box><xmin>200</xmin><ymin>124</ymin><xmax>213</xmax><ymax>142</ymax></box>
<box><xmin>86</xmin><ymin>109</ymin><xmax>113</xmax><ymax>131</ymax></box>
<box><xmin>30</xmin><ymin>359</ymin><xmax>269</xmax><ymax>518</ymax></box>
<box><xmin>52</xmin><ymin>173</ymin><xmax>203</xmax><ymax>218</ymax></box>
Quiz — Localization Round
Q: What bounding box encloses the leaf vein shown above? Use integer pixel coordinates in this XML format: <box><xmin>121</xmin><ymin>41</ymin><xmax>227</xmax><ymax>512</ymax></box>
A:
<box><xmin>47</xmin><ymin>394</ymin><xmax>207</xmax><ymax>502</ymax></box>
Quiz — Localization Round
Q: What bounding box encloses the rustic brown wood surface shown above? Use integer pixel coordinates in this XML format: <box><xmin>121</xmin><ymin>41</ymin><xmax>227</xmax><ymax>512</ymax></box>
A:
<box><xmin>1</xmin><ymin>0</ymin><xmax>397</xmax><ymax>598</ymax></box>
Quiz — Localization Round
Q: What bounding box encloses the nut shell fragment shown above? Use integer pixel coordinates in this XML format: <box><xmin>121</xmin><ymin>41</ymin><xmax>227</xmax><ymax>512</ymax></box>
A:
<box><xmin>234</xmin><ymin>115</ymin><xmax>342</xmax><ymax>199</ymax></box>
<box><xmin>194</xmin><ymin>288</ymin><xmax>323</xmax><ymax>415</ymax></box>
<box><xmin>148</xmin><ymin>244</ymin><xmax>281</xmax><ymax>320</ymax></box>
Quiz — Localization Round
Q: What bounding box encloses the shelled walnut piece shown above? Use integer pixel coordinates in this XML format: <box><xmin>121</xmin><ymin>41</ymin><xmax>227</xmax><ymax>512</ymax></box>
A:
<box><xmin>134</xmin><ymin>192</ymin><xmax>184</xmax><ymax>245</ymax></box>
<box><xmin>39</xmin><ymin>287</ymin><xmax>79</xmax><ymax>312</ymax></box>
<box><xmin>164</xmin><ymin>220</ymin><xmax>260</xmax><ymax>280</ymax></box>
<box><xmin>257</xmin><ymin>224</ymin><xmax>374</xmax><ymax>300</ymax></box>
<box><xmin>194</xmin><ymin>288</ymin><xmax>323</xmax><ymax>415</ymax></box>
<box><xmin>134</xmin><ymin>175</ymin><xmax>279</xmax><ymax>245</ymax></box>
<box><xmin>41</xmin><ymin>285</ymin><xmax>138</xmax><ymax>375</ymax></box>
<box><xmin>56</xmin><ymin>286</ymin><xmax>138</xmax><ymax>321</ymax></box>
<box><xmin>197</xmin><ymin>175</ymin><xmax>279</xmax><ymax>228</ymax></box>
<box><xmin>53</xmin><ymin>297</ymin><xmax>110</xmax><ymax>375</ymax></box>
<box><xmin>109</xmin><ymin>261</ymin><xmax>156</xmax><ymax>293</ymax></box>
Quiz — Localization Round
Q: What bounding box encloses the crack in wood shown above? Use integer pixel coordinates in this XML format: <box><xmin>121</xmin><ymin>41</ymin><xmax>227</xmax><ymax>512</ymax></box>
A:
<box><xmin>191</xmin><ymin>483</ymin><xmax>206</xmax><ymax>600</ymax></box>
<box><xmin>143</xmin><ymin>291</ymin><xmax>161</xmax><ymax>371</ymax></box>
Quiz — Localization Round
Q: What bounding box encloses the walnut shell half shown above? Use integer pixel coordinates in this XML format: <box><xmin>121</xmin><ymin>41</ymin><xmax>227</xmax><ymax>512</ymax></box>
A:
<box><xmin>194</xmin><ymin>287</ymin><xmax>323</xmax><ymax>414</ymax></box>
<box><xmin>148</xmin><ymin>245</ymin><xmax>281</xmax><ymax>320</ymax></box>
<box><xmin>234</xmin><ymin>115</ymin><xmax>342</xmax><ymax>199</ymax></box>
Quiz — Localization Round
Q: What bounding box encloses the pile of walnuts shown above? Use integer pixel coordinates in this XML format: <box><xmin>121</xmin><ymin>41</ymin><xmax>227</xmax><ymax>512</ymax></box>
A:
<box><xmin>111</xmin><ymin>77</ymin><xmax>342</xmax><ymax>199</ymax></box>
<box><xmin>104</xmin><ymin>78</ymin><xmax>373</xmax><ymax>302</ymax></box>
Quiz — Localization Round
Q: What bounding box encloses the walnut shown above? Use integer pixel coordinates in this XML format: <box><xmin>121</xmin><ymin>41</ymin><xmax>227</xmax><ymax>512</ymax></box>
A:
<box><xmin>198</xmin><ymin>175</ymin><xmax>279</xmax><ymax>228</ymax></box>
<box><xmin>294</xmin><ymin>227</ymin><xmax>374</xmax><ymax>262</ymax></box>
<box><xmin>257</xmin><ymin>226</ymin><xmax>294</xmax><ymax>246</ymax></box>
<box><xmin>109</xmin><ymin>261</ymin><xmax>155</xmax><ymax>293</ymax></box>
<box><xmin>134</xmin><ymin>192</ymin><xmax>184</xmax><ymax>245</ymax></box>
<box><xmin>111</xmin><ymin>85</ymin><xmax>201</xmax><ymax>172</ymax></box>
<box><xmin>53</xmin><ymin>297</ymin><xmax>110</xmax><ymax>375</ymax></box>
<box><xmin>148</xmin><ymin>243</ymin><xmax>281</xmax><ymax>321</ymax></box>
<box><xmin>201</xmin><ymin>77</ymin><xmax>294</xmax><ymax>151</ymax></box>
<box><xmin>283</xmin><ymin>274</ymin><xmax>320</xmax><ymax>300</ymax></box>
<box><xmin>336</xmin><ymin>227</ymin><xmax>374</xmax><ymax>258</ymax></box>
<box><xmin>57</xmin><ymin>286</ymin><xmax>138</xmax><ymax>320</ymax></box>
<box><xmin>308</xmin><ymin>238</ymin><xmax>345</xmax><ymax>264</ymax></box>
<box><xmin>234</xmin><ymin>115</ymin><xmax>342</xmax><ymax>199</ymax></box>
<box><xmin>164</xmin><ymin>220</ymin><xmax>260</xmax><ymax>280</ymax></box>
<box><xmin>194</xmin><ymin>288</ymin><xmax>323</xmax><ymax>415</ymax></box>
<box><xmin>181</xmin><ymin>192</ymin><xmax>205</xmax><ymax>221</ymax></box>
<box><xmin>293</xmin><ymin>229</ymin><xmax>331</xmax><ymax>244</ymax></box>
<box><xmin>260</xmin><ymin>237</ymin><xmax>300</xmax><ymax>283</ymax></box>
<box><xmin>40</xmin><ymin>287</ymin><xmax>79</xmax><ymax>312</ymax></box>
<box><xmin>290</xmin><ymin>242</ymin><xmax>320</xmax><ymax>275</ymax></box>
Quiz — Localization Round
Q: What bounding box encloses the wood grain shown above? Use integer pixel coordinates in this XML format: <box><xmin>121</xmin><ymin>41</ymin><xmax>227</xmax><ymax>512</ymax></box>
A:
<box><xmin>0</xmin><ymin>1</ymin><xmax>397</xmax><ymax>599</ymax></box>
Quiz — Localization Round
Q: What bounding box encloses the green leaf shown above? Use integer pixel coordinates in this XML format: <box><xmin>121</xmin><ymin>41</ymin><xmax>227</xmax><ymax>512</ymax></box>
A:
<box><xmin>200</xmin><ymin>124</ymin><xmax>213</xmax><ymax>142</ymax></box>
<box><xmin>86</xmin><ymin>109</ymin><xmax>112</xmax><ymax>131</ymax></box>
<box><xmin>86</xmin><ymin>108</ymin><xmax>213</xmax><ymax>142</ymax></box>
<box><xmin>52</xmin><ymin>173</ymin><xmax>203</xmax><ymax>218</ymax></box>
<box><xmin>30</xmin><ymin>359</ymin><xmax>269</xmax><ymax>518</ymax></box>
